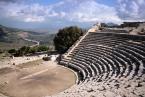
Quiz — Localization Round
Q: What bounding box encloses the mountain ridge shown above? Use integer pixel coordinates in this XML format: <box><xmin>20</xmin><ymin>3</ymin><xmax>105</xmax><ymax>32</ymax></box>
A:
<box><xmin>0</xmin><ymin>24</ymin><xmax>55</xmax><ymax>50</ymax></box>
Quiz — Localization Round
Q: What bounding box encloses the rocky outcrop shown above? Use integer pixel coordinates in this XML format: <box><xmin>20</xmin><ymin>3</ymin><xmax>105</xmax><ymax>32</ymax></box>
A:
<box><xmin>130</xmin><ymin>23</ymin><xmax>145</xmax><ymax>35</ymax></box>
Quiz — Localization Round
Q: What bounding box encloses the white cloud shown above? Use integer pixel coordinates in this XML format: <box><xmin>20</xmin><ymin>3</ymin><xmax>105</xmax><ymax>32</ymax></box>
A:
<box><xmin>68</xmin><ymin>0</ymin><xmax>121</xmax><ymax>23</ymax></box>
<box><xmin>0</xmin><ymin>0</ymin><xmax>123</xmax><ymax>23</ymax></box>
<box><xmin>1</xmin><ymin>0</ymin><xmax>144</xmax><ymax>24</ymax></box>
<box><xmin>23</xmin><ymin>15</ymin><xmax>45</xmax><ymax>22</ymax></box>
<box><xmin>0</xmin><ymin>2</ymin><xmax>61</xmax><ymax>22</ymax></box>
<box><xmin>117</xmin><ymin>0</ymin><xmax>145</xmax><ymax>21</ymax></box>
<box><xmin>60</xmin><ymin>12</ymin><xmax>66</xmax><ymax>18</ymax></box>
<box><xmin>137</xmin><ymin>0</ymin><xmax>145</xmax><ymax>5</ymax></box>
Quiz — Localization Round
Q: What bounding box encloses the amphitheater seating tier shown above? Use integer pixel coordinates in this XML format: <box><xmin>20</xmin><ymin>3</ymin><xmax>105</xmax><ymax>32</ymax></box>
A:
<box><xmin>55</xmin><ymin>32</ymin><xmax>145</xmax><ymax>97</ymax></box>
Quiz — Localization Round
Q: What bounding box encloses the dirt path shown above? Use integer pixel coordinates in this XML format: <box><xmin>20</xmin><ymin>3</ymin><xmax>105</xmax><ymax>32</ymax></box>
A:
<box><xmin>23</xmin><ymin>38</ymin><xmax>39</xmax><ymax>47</ymax></box>
<box><xmin>20</xmin><ymin>68</ymin><xmax>50</xmax><ymax>80</ymax></box>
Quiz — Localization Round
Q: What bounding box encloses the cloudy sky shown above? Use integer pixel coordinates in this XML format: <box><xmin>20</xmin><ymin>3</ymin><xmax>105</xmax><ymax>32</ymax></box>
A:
<box><xmin>0</xmin><ymin>0</ymin><xmax>145</xmax><ymax>32</ymax></box>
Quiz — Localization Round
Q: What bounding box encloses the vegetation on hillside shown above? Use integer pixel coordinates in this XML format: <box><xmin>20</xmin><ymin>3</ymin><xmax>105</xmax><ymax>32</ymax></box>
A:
<box><xmin>0</xmin><ymin>24</ymin><xmax>55</xmax><ymax>51</ymax></box>
<box><xmin>53</xmin><ymin>26</ymin><xmax>85</xmax><ymax>53</ymax></box>
<box><xmin>28</xmin><ymin>33</ymin><xmax>55</xmax><ymax>45</ymax></box>
<box><xmin>8</xmin><ymin>46</ymin><xmax>49</xmax><ymax>56</ymax></box>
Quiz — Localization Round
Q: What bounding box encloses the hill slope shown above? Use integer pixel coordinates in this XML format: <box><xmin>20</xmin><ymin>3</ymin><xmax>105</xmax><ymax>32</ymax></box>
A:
<box><xmin>0</xmin><ymin>25</ymin><xmax>55</xmax><ymax>50</ymax></box>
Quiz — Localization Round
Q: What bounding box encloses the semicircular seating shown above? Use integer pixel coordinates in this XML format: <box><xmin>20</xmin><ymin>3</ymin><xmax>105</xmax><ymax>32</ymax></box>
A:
<box><xmin>51</xmin><ymin>32</ymin><xmax>145</xmax><ymax>97</ymax></box>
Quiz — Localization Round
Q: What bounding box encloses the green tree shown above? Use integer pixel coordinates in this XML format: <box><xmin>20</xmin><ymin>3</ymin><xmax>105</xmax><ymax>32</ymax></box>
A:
<box><xmin>28</xmin><ymin>47</ymin><xmax>37</xmax><ymax>54</ymax></box>
<box><xmin>25</xmin><ymin>46</ymin><xmax>30</xmax><ymax>54</ymax></box>
<box><xmin>19</xmin><ymin>46</ymin><xmax>27</xmax><ymax>55</ymax></box>
<box><xmin>53</xmin><ymin>26</ymin><xmax>84</xmax><ymax>53</ymax></box>
<box><xmin>0</xmin><ymin>49</ymin><xmax>3</xmax><ymax>54</ymax></box>
<box><xmin>14</xmin><ymin>46</ymin><xmax>30</xmax><ymax>56</ymax></box>
<box><xmin>37</xmin><ymin>46</ymin><xmax>49</xmax><ymax>52</ymax></box>
<box><xmin>8</xmin><ymin>49</ymin><xmax>16</xmax><ymax>55</ymax></box>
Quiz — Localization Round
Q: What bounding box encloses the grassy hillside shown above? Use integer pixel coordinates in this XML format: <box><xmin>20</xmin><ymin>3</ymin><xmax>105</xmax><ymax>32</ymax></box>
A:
<box><xmin>28</xmin><ymin>33</ymin><xmax>55</xmax><ymax>45</ymax></box>
<box><xmin>0</xmin><ymin>24</ymin><xmax>55</xmax><ymax>50</ymax></box>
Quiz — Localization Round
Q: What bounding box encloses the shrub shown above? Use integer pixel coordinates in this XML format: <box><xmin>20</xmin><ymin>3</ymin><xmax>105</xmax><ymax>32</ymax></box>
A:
<box><xmin>37</xmin><ymin>46</ymin><xmax>49</xmax><ymax>52</ymax></box>
<box><xmin>53</xmin><ymin>26</ymin><xmax>84</xmax><ymax>53</ymax></box>
<box><xmin>8</xmin><ymin>49</ymin><xmax>16</xmax><ymax>55</ymax></box>
<box><xmin>43</xmin><ymin>56</ymin><xmax>50</xmax><ymax>61</ymax></box>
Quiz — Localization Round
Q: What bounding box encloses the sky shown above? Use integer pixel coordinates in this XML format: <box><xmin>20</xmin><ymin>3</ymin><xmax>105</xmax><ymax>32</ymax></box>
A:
<box><xmin>0</xmin><ymin>0</ymin><xmax>145</xmax><ymax>32</ymax></box>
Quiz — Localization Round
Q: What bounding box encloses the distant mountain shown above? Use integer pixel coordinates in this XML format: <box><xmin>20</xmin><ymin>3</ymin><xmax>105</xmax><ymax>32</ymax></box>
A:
<box><xmin>106</xmin><ymin>22</ymin><xmax>119</xmax><ymax>27</ymax></box>
<box><xmin>0</xmin><ymin>24</ymin><xmax>55</xmax><ymax>50</ymax></box>
<box><xmin>0</xmin><ymin>24</ymin><xmax>40</xmax><ymax>42</ymax></box>
<box><xmin>100</xmin><ymin>22</ymin><xmax>119</xmax><ymax>28</ymax></box>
